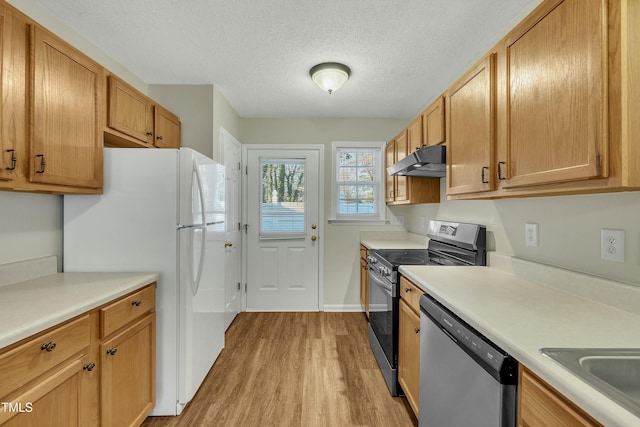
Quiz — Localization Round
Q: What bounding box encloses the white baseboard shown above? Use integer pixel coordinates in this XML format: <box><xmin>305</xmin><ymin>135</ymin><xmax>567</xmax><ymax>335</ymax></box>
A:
<box><xmin>323</xmin><ymin>304</ymin><xmax>364</xmax><ymax>312</ymax></box>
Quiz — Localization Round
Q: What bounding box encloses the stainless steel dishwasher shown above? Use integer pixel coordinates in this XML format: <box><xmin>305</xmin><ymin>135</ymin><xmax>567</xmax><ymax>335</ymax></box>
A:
<box><xmin>419</xmin><ymin>294</ymin><xmax>518</xmax><ymax>427</ymax></box>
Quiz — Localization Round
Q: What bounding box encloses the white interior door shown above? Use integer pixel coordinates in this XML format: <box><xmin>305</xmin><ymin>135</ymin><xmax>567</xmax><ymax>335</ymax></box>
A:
<box><xmin>220</xmin><ymin>128</ymin><xmax>242</xmax><ymax>329</ymax></box>
<box><xmin>245</xmin><ymin>147</ymin><xmax>322</xmax><ymax>311</ymax></box>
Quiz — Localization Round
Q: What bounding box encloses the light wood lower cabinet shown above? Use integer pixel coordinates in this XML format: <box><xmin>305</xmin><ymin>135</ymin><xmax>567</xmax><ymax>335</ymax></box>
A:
<box><xmin>518</xmin><ymin>366</ymin><xmax>602</xmax><ymax>427</ymax></box>
<box><xmin>0</xmin><ymin>283</ymin><xmax>156</xmax><ymax>427</ymax></box>
<box><xmin>398</xmin><ymin>276</ymin><xmax>424</xmax><ymax>417</ymax></box>
<box><xmin>359</xmin><ymin>245</ymin><xmax>369</xmax><ymax>318</ymax></box>
<box><xmin>101</xmin><ymin>313</ymin><xmax>155</xmax><ymax>427</ymax></box>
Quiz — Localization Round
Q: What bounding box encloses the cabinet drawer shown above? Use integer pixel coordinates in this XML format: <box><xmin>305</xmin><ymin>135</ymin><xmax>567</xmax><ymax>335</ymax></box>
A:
<box><xmin>0</xmin><ymin>315</ymin><xmax>90</xmax><ymax>399</ymax></box>
<box><xmin>399</xmin><ymin>276</ymin><xmax>424</xmax><ymax>314</ymax></box>
<box><xmin>100</xmin><ymin>285</ymin><xmax>155</xmax><ymax>338</ymax></box>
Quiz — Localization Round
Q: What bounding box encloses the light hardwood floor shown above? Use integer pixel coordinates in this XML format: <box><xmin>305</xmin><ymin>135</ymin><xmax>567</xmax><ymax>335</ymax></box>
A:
<box><xmin>142</xmin><ymin>312</ymin><xmax>416</xmax><ymax>427</ymax></box>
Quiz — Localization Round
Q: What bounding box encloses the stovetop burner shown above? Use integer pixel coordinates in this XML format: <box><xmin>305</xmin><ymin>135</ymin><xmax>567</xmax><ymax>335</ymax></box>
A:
<box><xmin>372</xmin><ymin>249</ymin><xmax>430</xmax><ymax>266</ymax></box>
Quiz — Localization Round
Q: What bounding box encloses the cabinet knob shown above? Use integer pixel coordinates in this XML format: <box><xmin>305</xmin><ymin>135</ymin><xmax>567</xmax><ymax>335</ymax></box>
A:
<box><xmin>414</xmin><ymin>327</ymin><xmax>420</xmax><ymax>334</ymax></box>
<box><xmin>106</xmin><ymin>348</ymin><xmax>118</xmax><ymax>356</ymax></box>
<box><xmin>36</xmin><ymin>154</ymin><xmax>46</xmax><ymax>174</ymax></box>
<box><xmin>405</xmin><ymin>287</ymin><xmax>411</xmax><ymax>293</ymax></box>
<box><xmin>146</xmin><ymin>131</ymin><xmax>154</xmax><ymax>136</ymax></box>
<box><xmin>41</xmin><ymin>341</ymin><xmax>56</xmax><ymax>352</ymax></box>
<box><xmin>156</xmin><ymin>135</ymin><xmax>163</xmax><ymax>141</ymax></box>
<box><xmin>131</xmin><ymin>299</ymin><xmax>142</xmax><ymax>307</ymax></box>
<box><xmin>83</xmin><ymin>362</ymin><xmax>96</xmax><ymax>371</ymax></box>
<box><xmin>6</xmin><ymin>149</ymin><xmax>16</xmax><ymax>171</ymax></box>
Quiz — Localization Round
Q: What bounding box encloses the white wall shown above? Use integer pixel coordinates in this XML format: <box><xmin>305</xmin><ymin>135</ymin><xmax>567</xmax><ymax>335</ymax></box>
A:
<box><xmin>239</xmin><ymin>118</ymin><xmax>408</xmax><ymax>309</ymax></box>
<box><xmin>393</xmin><ymin>179</ymin><xmax>640</xmax><ymax>286</ymax></box>
<box><xmin>0</xmin><ymin>192</ymin><xmax>62</xmax><ymax>271</ymax></box>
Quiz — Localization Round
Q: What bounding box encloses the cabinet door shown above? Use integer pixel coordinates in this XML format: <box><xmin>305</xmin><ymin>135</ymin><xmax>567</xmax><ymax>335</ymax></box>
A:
<box><xmin>385</xmin><ymin>140</ymin><xmax>395</xmax><ymax>203</ymax></box>
<box><xmin>407</xmin><ymin>115</ymin><xmax>423</xmax><ymax>152</ymax></box>
<box><xmin>360</xmin><ymin>257</ymin><xmax>368</xmax><ymax>317</ymax></box>
<box><xmin>394</xmin><ymin>130</ymin><xmax>409</xmax><ymax>202</ymax></box>
<box><xmin>423</xmin><ymin>96</ymin><xmax>445</xmax><ymax>146</ymax></box>
<box><xmin>518</xmin><ymin>366</ymin><xmax>601</xmax><ymax>427</ymax></box>
<box><xmin>446</xmin><ymin>54</ymin><xmax>495</xmax><ymax>195</ymax></box>
<box><xmin>0</xmin><ymin>5</ymin><xmax>10</xmax><ymax>182</ymax></box>
<box><xmin>30</xmin><ymin>26</ymin><xmax>103</xmax><ymax>189</ymax></box>
<box><xmin>154</xmin><ymin>104</ymin><xmax>181</xmax><ymax>148</ymax></box>
<box><xmin>398</xmin><ymin>299</ymin><xmax>420</xmax><ymax>417</ymax></box>
<box><xmin>0</xmin><ymin>356</ymin><xmax>86</xmax><ymax>427</ymax></box>
<box><xmin>101</xmin><ymin>313</ymin><xmax>155</xmax><ymax>427</ymax></box>
<box><xmin>107</xmin><ymin>75</ymin><xmax>154</xmax><ymax>145</ymax></box>
<box><xmin>504</xmin><ymin>0</ymin><xmax>608</xmax><ymax>188</ymax></box>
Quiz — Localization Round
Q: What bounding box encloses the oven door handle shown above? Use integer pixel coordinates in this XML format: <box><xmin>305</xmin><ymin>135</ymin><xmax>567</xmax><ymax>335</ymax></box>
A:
<box><xmin>369</xmin><ymin>270</ymin><xmax>393</xmax><ymax>295</ymax></box>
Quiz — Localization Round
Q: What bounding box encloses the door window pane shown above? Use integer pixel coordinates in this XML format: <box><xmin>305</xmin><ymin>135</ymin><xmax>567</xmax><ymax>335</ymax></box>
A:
<box><xmin>260</xmin><ymin>159</ymin><xmax>305</xmax><ymax>238</ymax></box>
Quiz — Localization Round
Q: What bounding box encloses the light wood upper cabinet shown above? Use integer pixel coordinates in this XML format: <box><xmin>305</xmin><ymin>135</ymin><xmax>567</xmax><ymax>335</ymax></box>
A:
<box><xmin>154</xmin><ymin>104</ymin><xmax>181</xmax><ymax>149</ymax></box>
<box><xmin>385</xmin><ymin>140</ymin><xmax>396</xmax><ymax>203</ymax></box>
<box><xmin>0</xmin><ymin>4</ymin><xmax>10</xmax><ymax>182</ymax></box>
<box><xmin>29</xmin><ymin>26</ymin><xmax>103</xmax><ymax>189</ymax></box>
<box><xmin>446</xmin><ymin>54</ymin><xmax>495</xmax><ymax>195</ymax></box>
<box><xmin>518</xmin><ymin>366</ymin><xmax>602</xmax><ymax>427</ymax></box>
<box><xmin>108</xmin><ymin>75</ymin><xmax>154</xmax><ymax>146</ymax></box>
<box><xmin>423</xmin><ymin>96</ymin><xmax>445</xmax><ymax>147</ymax></box>
<box><xmin>394</xmin><ymin>130</ymin><xmax>409</xmax><ymax>202</ymax></box>
<box><xmin>503</xmin><ymin>0</ymin><xmax>608</xmax><ymax>188</ymax></box>
<box><xmin>407</xmin><ymin>114</ymin><xmax>423</xmax><ymax>153</ymax></box>
<box><xmin>106</xmin><ymin>74</ymin><xmax>181</xmax><ymax>149</ymax></box>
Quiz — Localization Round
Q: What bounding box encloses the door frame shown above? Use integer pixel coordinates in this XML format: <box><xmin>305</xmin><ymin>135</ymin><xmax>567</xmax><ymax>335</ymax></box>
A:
<box><xmin>219</xmin><ymin>127</ymin><xmax>243</xmax><ymax>326</ymax></box>
<box><xmin>241</xmin><ymin>144</ymin><xmax>325</xmax><ymax>311</ymax></box>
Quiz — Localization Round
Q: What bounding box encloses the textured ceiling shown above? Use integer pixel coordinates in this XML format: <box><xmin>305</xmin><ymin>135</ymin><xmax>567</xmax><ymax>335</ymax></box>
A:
<box><xmin>31</xmin><ymin>0</ymin><xmax>541</xmax><ymax>119</ymax></box>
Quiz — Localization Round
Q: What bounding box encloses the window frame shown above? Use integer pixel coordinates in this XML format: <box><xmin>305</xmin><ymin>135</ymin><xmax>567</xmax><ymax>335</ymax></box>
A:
<box><xmin>329</xmin><ymin>141</ymin><xmax>386</xmax><ymax>225</ymax></box>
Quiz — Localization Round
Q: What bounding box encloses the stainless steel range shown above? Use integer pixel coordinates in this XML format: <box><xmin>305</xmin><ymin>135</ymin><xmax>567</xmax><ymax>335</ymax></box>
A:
<box><xmin>367</xmin><ymin>220</ymin><xmax>487</xmax><ymax>396</ymax></box>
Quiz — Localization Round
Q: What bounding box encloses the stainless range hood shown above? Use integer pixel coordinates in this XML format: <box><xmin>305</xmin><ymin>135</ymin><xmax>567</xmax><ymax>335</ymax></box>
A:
<box><xmin>387</xmin><ymin>145</ymin><xmax>446</xmax><ymax>177</ymax></box>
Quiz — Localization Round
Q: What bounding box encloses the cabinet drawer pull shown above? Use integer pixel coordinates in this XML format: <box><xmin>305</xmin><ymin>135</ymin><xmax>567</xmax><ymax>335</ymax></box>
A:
<box><xmin>481</xmin><ymin>166</ymin><xmax>489</xmax><ymax>184</ymax></box>
<box><xmin>41</xmin><ymin>341</ymin><xmax>56</xmax><ymax>352</ymax></box>
<box><xmin>131</xmin><ymin>299</ymin><xmax>142</xmax><ymax>307</ymax></box>
<box><xmin>6</xmin><ymin>149</ymin><xmax>16</xmax><ymax>171</ymax></box>
<box><xmin>83</xmin><ymin>362</ymin><xmax>96</xmax><ymax>371</ymax></box>
<box><xmin>405</xmin><ymin>287</ymin><xmax>412</xmax><ymax>293</ymax></box>
<box><xmin>497</xmin><ymin>162</ymin><xmax>506</xmax><ymax>180</ymax></box>
<box><xmin>36</xmin><ymin>154</ymin><xmax>46</xmax><ymax>174</ymax></box>
<box><xmin>146</xmin><ymin>131</ymin><xmax>153</xmax><ymax>136</ymax></box>
<box><xmin>414</xmin><ymin>327</ymin><xmax>420</xmax><ymax>334</ymax></box>
<box><xmin>106</xmin><ymin>348</ymin><xmax>118</xmax><ymax>356</ymax></box>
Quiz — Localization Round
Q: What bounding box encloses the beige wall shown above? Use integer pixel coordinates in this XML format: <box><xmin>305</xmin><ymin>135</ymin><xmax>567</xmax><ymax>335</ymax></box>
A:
<box><xmin>239</xmin><ymin>118</ymin><xmax>408</xmax><ymax>309</ymax></box>
<box><xmin>148</xmin><ymin>85</ymin><xmax>215</xmax><ymax>158</ymax></box>
<box><xmin>213</xmin><ymin>87</ymin><xmax>242</xmax><ymax>162</ymax></box>
<box><xmin>392</xmin><ymin>179</ymin><xmax>640</xmax><ymax>286</ymax></box>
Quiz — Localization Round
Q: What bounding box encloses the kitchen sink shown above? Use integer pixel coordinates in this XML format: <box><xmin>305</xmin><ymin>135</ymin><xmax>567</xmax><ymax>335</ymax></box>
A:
<box><xmin>540</xmin><ymin>348</ymin><xmax>640</xmax><ymax>417</ymax></box>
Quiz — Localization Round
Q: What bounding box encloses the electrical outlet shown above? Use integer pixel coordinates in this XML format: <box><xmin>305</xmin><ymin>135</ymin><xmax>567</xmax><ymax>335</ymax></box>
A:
<box><xmin>601</xmin><ymin>229</ymin><xmax>624</xmax><ymax>262</ymax></box>
<box><xmin>525</xmin><ymin>223</ymin><xmax>538</xmax><ymax>247</ymax></box>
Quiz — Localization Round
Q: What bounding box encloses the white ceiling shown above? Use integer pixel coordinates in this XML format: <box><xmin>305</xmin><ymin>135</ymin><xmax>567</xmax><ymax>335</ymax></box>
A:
<box><xmin>32</xmin><ymin>0</ymin><xmax>541</xmax><ymax>119</ymax></box>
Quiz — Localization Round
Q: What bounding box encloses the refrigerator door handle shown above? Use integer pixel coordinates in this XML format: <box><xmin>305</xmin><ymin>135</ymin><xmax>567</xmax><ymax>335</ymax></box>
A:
<box><xmin>190</xmin><ymin>161</ymin><xmax>207</xmax><ymax>294</ymax></box>
<box><xmin>189</xmin><ymin>227</ymin><xmax>207</xmax><ymax>295</ymax></box>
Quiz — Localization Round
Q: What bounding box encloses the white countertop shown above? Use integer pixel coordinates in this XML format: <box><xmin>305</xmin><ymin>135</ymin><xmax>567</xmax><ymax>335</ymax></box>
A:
<box><xmin>0</xmin><ymin>272</ymin><xmax>158</xmax><ymax>348</ymax></box>
<box><xmin>399</xmin><ymin>263</ymin><xmax>640</xmax><ymax>427</ymax></box>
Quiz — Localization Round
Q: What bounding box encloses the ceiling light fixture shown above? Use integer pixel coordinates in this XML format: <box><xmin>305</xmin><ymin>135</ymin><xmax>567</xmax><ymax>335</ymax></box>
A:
<box><xmin>309</xmin><ymin>62</ymin><xmax>351</xmax><ymax>94</ymax></box>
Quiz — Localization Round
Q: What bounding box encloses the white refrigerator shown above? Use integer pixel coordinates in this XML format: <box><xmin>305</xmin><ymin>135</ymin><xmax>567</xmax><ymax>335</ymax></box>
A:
<box><xmin>63</xmin><ymin>147</ymin><xmax>226</xmax><ymax>415</ymax></box>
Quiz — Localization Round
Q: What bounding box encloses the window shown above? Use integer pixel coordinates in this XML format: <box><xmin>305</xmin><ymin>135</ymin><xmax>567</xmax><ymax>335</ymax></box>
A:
<box><xmin>259</xmin><ymin>158</ymin><xmax>306</xmax><ymax>238</ymax></box>
<box><xmin>330</xmin><ymin>141</ymin><xmax>386</xmax><ymax>224</ymax></box>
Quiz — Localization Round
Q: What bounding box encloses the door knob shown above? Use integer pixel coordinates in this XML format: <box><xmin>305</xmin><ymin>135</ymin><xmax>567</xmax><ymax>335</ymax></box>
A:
<box><xmin>224</xmin><ymin>241</ymin><xmax>233</xmax><ymax>247</ymax></box>
<box><xmin>311</xmin><ymin>236</ymin><xmax>317</xmax><ymax>241</ymax></box>
<box><xmin>311</xmin><ymin>224</ymin><xmax>317</xmax><ymax>229</ymax></box>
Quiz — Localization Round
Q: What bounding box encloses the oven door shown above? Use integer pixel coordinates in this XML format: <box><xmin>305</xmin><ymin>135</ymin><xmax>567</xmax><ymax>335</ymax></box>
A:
<box><xmin>368</xmin><ymin>269</ymin><xmax>397</xmax><ymax>368</ymax></box>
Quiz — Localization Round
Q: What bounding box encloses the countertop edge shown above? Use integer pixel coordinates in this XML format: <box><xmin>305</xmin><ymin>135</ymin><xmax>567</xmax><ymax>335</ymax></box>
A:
<box><xmin>0</xmin><ymin>272</ymin><xmax>159</xmax><ymax>349</ymax></box>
